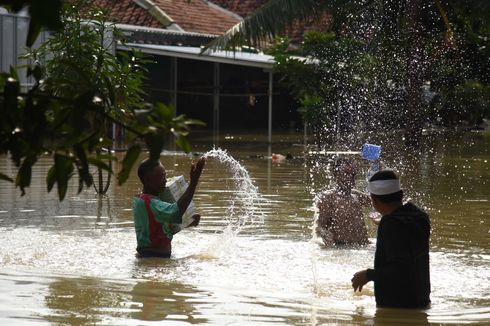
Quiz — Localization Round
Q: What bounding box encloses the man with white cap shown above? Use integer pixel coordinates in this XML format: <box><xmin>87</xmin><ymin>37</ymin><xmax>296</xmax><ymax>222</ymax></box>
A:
<box><xmin>351</xmin><ymin>170</ymin><xmax>431</xmax><ymax>308</ymax></box>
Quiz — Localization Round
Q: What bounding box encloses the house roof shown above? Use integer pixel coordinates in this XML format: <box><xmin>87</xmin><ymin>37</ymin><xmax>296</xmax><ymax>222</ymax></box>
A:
<box><xmin>91</xmin><ymin>0</ymin><xmax>240</xmax><ymax>35</ymax></box>
<box><xmin>120</xmin><ymin>43</ymin><xmax>275</xmax><ymax>69</ymax></box>
<box><xmin>89</xmin><ymin>0</ymin><xmax>330</xmax><ymax>46</ymax></box>
<box><xmin>92</xmin><ymin>0</ymin><xmax>162</xmax><ymax>29</ymax></box>
<box><xmin>152</xmin><ymin>0</ymin><xmax>239</xmax><ymax>35</ymax></box>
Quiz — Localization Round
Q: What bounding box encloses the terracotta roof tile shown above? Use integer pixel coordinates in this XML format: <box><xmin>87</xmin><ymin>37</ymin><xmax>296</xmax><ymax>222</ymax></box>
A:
<box><xmin>89</xmin><ymin>0</ymin><xmax>328</xmax><ymax>41</ymax></box>
<box><xmin>153</xmin><ymin>0</ymin><xmax>239</xmax><ymax>35</ymax></box>
<box><xmin>91</xmin><ymin>0</ymin><xmax>162</xmax><ymax>28</ymax></box>
<box><xmin>90</xmin><ymin>0</ymin><xmax>239</xmax><ymax>35</ymax></box>
<box><xmin>207</xmin><ymin>0</ymin><xmax>269</xmax><ymax>17</ymax></box>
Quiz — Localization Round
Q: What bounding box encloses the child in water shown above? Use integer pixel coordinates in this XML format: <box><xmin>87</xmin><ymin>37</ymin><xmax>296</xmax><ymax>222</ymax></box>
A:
<box><xmin>316</xmin><ymin>158</ymin><xmax>372</xmax><ymax>246</ymax></box>
<box><xmin>133</xmin><ymin>157</ymin><xmax>205</xmax><ymax>257</ymax></box>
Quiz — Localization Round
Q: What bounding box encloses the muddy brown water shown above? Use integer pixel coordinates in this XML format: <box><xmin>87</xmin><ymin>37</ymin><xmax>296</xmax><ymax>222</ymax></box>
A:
<box><xmin>0</xmin><ymin>130</ymin><xmax>489</xmax><ymax>325</ymax></box>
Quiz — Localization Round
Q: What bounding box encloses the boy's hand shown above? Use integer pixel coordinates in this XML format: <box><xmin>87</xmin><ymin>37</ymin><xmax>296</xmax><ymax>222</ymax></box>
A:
<box><xmin>177</xmin><ymin>158</ymin><xmax>205</xmax><ymax>216</ymax></box>
<box><xmin>190</xmin><ymin>157</ymin><xmax>206</xmax><ymax>186</ymax></box>
<box><xmin>188</xmin><ymin>214</ymin><xmax>201</xmax><ymax>227</ymax></box>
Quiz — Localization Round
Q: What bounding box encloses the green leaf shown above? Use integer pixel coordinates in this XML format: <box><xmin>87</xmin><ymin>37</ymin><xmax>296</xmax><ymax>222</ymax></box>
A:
<box><xmin>4</xmin><ymin>77</ymin><xmax>20</xmax><ymax>111</ymax></box>
<box><xmin>46</xmin><ymin>166</ymin><xmax>56</xmax><ymax>192</ymax></box>
<box><xmin>9</xmin><ymin>66</ymin><xmax>19</xmax><ymax>80</ymax></box>
<box><xmin>123</xmin><ymin>131</ymin><xmax>139</xmax><ymax>144</ymax></box>
<box><xmin>73</xmin><ymin>144</ymin><xmax>93</xmax><ymax>189</ymax></box>
<box><xmin>15</xmin><ymin>155</ymin><xmax>37</xmax><ymax>196</ymax></box>
<box><xmin>117</xmin><ymin>144</ymin><xmax>141</xmax><ymax>185</ymax></box>
<box><xmin>175</xmin><ymin>135</ymin><xmax>191</xmax><ymax>153</ymax></box>
<box><xmin>183</xmin><ymin>118</ymin><xmax>206</xmax><ymax>126</ymax></box>
<box><xmin>54</xmin><ymin>153</ymin><xmax>74</xmax><ymax>201</ymax></box>
<box><xmin>77</xmin><ymin>176</ymin><xmax>84</xmax><ymax>195</ymax></box>
<box><xmin>145</xmin><ymin>131</ymin><xmax>165</xmax><ymax>161</ymax></box>
<box><xmin>0</xmin><ymin>172</ymin><xmax>14</xmax><ymax>183</ymax></box>
<box><xmin>0</xmin><ymin>73</ymin><xmax>8</xmax><ymax>89</ymax></box>
<box><xmin>103</xmin><ymin>75</ymin><xmax>116</xmax><ymax>104</ymax></box>
<box><xmin>87</xmin><ymin>157</ymin><xmax>112</xmax><ymax>171</ymax></box>
<box><xmin>26</xmin><ymin>20</ymin><xmax>42</xmax><ymax>48</ymax></box>
<box><xmin>134</xmin><ymin>108</ymin><xmax>152</xmax><ymax>126</ymax></box>
<box><xmin>154</xmin><ymin>102</ymin><xmax>175</xmax><ymax>122</ymax></box>
<box><xmin>26</xmin><ymin>0</ymin><xmax>63</xmax><ymax>47</ymax></box>
<box><xmin>31</xmin><ymin>64</ymin><xmax>43</xmax><ymax>81</ymax></box>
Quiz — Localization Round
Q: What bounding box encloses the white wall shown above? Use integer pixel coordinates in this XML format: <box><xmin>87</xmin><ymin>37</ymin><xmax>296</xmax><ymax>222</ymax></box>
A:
<box><xmin>0</xmin><ymin>11</ymin><xmax>49</xmax><ymax>87</ymax></box>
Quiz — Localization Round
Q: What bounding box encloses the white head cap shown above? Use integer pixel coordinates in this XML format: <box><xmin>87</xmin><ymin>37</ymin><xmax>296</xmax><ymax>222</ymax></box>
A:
<box><xmin>367</xmin><ymin>179</ymin><xmax>401</xmax><ymax>195</ymax></box>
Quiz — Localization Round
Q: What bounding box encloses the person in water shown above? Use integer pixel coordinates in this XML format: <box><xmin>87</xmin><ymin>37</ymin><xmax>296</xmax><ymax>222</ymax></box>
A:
<box><xmin>351</xmin><ymin>170</ymin><xmax>431</xmax><ymax>308</ymax></box>
<box><xmin>316</xmin><ymin>158</ymin><xmax>371</xmax><ymax>246</ymax></box>
<box><xmin>133</xmin><ymin>157</ymin><xmax>205</xmax><ymax>258</ymax></box>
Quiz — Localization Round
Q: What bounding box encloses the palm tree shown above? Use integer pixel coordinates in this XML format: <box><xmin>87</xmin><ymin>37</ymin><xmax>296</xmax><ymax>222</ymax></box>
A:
<box><xmin>205</xmin><ymin>0</ymin><xmax>366</xmax><ymax>51</ymax></box>
<box><xmin>206</xmin><ymin>0</ymin><xmax>489</xmax><ymax>146</ymax></box>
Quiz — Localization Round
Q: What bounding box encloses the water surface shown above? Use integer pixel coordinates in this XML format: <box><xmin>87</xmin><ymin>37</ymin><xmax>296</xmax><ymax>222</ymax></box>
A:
<box><xmin>0</xmin><ymin>131</ymin><xmax>489</xmax><ymax>325</ymax></box>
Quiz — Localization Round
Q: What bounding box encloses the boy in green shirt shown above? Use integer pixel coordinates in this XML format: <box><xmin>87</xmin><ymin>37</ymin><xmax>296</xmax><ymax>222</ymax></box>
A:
<box><xmin>133</xmin><ymin>157</ymin><xmax>205</xmax><ymax>257</ymax></box>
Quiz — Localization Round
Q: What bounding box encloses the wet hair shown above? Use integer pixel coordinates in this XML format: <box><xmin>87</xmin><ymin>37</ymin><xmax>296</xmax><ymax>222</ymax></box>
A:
<box><xmin>369</xmin><ymin>170</ymin><xmax>403</xmax><ymax>203</ymax></box>
<box><xmin>137</xmin><ymin>158</ymin><xmax>160</xmax><ymax>184</ymax></box>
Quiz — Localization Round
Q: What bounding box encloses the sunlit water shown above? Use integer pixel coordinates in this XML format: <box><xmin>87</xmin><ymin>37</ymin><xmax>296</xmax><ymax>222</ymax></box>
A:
<box><xmin>0</xmin><ymin>131</ymin><xmax>489</xmax><ymax>325</ymax></box>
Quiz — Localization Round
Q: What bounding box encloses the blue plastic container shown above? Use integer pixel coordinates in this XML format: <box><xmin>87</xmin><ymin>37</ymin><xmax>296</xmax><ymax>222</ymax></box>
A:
<box><xmin>362</xmin><ymin>143</ymin><xmax>382</xmax><ymax>161</ymax></box>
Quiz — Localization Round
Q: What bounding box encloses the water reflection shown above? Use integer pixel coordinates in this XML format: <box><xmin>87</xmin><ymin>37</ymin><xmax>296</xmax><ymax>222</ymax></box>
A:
<box><xmin>45</xmin><ymin>278</ymin><xmax>124</xmax><ymax>325</ymax></box>
<box><xmin>130</xmin><ymin>281</ymin><xmax>208</xmax><ymax>323</ymax></box>
<box><xmin>95</xmin><ymin>195</ymin><xmax>111</xmax><ymax>225</ymax></box>
<box><xmin>43</xmin><ymin>276</ymin><xmax>208</xmax><ymax>324</ymax></box>
<box><xmin>373</xmin><ymin>308</ymin><xmax>429</xmax><ymax>326</ymax></box>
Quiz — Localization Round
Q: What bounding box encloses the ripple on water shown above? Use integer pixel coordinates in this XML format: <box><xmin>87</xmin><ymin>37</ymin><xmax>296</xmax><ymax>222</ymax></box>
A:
<box><xmin>0</xmin><ymin>137</ymin><xmax>489</xmax><ymax>324</ymax></box>
<box><xmin>0</xmin><ymin>225</ymin><xmax>489</xmax><ymax>324</ymax></box>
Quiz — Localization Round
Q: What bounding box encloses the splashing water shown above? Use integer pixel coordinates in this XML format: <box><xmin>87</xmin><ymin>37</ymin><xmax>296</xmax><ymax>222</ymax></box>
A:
<box><xmin>309</xmin><ymin>199</ymin><xmax>321</xmax><ymax>296</ymax></box>
<box><xmin>203</xmin><ymin>148</ymin><xmax>265</xmax><ymax>230</ymax></box>
<box><xmin>202</xmin><ymin>148</ymin><xmax>325</xmax><ymax>300</ymax></box>
<box><xmin>199</xmin><ymin>148</ymin><xmax>265</xmax><ymax>257</ymax></box>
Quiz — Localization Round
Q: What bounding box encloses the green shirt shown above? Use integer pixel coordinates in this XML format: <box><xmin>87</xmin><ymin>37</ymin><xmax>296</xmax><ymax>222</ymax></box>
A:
<box><xmin>133</xmin><ymin>194</ymin><xmax>182</xmax><ymax>249</ymax></box>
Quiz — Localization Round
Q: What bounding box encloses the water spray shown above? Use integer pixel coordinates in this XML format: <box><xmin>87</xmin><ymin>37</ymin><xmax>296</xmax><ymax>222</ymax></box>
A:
<box><xmin>199</xmin><ymin>148</ymin><xmax>265</xmax><ymax>257</ymax></box>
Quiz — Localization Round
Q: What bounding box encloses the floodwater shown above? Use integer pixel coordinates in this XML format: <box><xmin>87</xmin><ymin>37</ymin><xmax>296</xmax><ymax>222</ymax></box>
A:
<box><xmin>0</xmin><ymin>130</ymin><xmax>489</xmax><ymax>325</ymax></box>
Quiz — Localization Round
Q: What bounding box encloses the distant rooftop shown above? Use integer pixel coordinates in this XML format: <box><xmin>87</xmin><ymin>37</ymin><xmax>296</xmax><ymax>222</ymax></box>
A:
<box><xmin>91</xmin><ymin>0</ymin><xmax>240</xmax><ymax>35</ymax></box>
<box><xmin>88</xmin><ymin>0</ymin><xmax>331</xmax><ymax>47</ymax></box>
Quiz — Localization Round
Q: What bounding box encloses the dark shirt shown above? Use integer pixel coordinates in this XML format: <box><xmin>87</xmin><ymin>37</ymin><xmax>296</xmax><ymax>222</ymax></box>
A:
<box><xmin>366</xmin><ymin>202</ymin><xmax>431</xmax><ymax>308</ymax></box>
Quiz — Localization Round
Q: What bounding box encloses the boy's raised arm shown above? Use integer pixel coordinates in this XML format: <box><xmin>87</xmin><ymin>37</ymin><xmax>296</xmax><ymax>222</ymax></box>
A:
<box><xmin>177</xmin><ymin>157</ymin><xmax>206</xmax><ymax>214</ymax></box>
